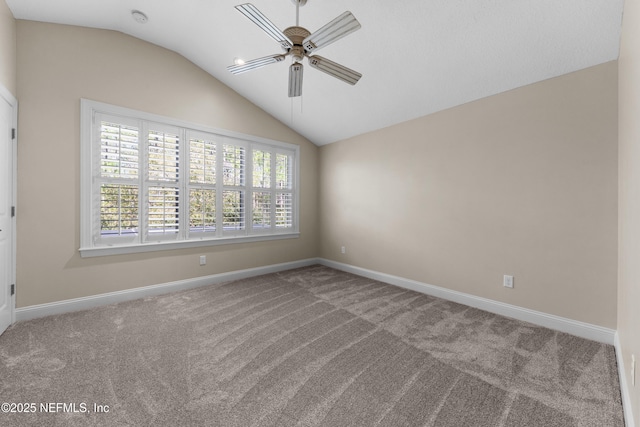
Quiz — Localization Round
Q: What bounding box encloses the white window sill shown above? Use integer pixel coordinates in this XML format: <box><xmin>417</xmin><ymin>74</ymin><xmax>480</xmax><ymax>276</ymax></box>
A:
<box><xmin>79</xmin><ymin>232</ymin><xmax>300</xmax><ymax>258</ymax></box>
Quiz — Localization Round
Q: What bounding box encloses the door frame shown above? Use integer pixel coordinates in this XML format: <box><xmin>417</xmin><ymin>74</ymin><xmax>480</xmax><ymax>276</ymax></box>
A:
<box><xmin>0</xmin><ymin>83</ymin><xmax>17</xmax><ymax>329</ymax></box>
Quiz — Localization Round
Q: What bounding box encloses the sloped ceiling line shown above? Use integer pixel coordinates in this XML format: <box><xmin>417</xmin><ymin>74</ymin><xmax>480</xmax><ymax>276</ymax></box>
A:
<box><xmin>7</xmin><ymin>0</ymin><xmax>624</xmax><ymax>146</ymax></box>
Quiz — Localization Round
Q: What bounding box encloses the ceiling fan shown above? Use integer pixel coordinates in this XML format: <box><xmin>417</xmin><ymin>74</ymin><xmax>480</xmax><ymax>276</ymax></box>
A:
<box><xmin>227</xmin><ymin>0</ymin><xmax>362</xmax><ymax>97</ymax></box>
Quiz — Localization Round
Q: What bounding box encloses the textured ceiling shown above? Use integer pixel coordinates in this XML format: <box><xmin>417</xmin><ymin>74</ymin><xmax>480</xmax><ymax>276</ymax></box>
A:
<box><xmin>6</xmin><ymin>0</ymin><xmax>625</xmax><ymax>146</ymax></box>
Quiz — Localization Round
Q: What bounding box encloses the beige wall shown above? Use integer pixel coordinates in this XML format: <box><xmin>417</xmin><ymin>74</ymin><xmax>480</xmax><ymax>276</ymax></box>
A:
<box><xmin>618</xmin><ymin>0</ymin><xmax>640</xmax><ymax>421</ymax></box>
<box><xmin>320</xmin><ymin>61</ymin><xmax>618</xmax><ymax>328</ymax></box>
<box><xmin>6</xmin><ymin>5</ymin><xmax>634</xmax><ymax>421</ymax></box>
<box><xmin>0</xmin><ymin>0</ymin><xmax>16</xmax><ymax>95</ymax></box>
<box><xmin>15</xmin><ymin>21</ymin><xmax>318</xmax><ymax>307</ymax></box>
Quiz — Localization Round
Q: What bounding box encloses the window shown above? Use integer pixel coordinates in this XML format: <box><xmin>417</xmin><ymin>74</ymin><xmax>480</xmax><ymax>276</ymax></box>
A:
<box><xmin>80</xmin><ymin>99</ymin><xmax>299</xmax><ymax>257</ymax></box>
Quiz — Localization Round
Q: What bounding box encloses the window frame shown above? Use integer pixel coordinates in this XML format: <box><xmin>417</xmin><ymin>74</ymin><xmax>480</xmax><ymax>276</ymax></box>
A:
<box><xmin>80</xmin><ymin>99</ymin><xmax>300</xmax><ymax>258</ymax></box>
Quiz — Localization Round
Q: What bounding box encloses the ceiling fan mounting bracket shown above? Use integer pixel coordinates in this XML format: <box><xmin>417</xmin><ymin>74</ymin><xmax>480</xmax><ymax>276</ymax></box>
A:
<box><xmin>291</xmin><ymin>0</ymin><xmax>307</xmax><ymax>6</ymax></box>
<box><xmin>284</xmin><ymin>26</ymin><xmax>311</xmax><ymax>45</ymax></box>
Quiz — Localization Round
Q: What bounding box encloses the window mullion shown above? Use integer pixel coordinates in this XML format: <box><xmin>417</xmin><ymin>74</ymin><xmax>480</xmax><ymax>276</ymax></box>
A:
<box><xmin>91</xmin><ymin>115</ymin><xmax>102</xmax><ymax>245</ymax></box>
<box><xmin>179</xmin><ymin>128</ymin><xmax>188</xmax><ymax>241</ymax></box>
<box><xmin>215</xmin><ymin>139</ymin><xmax>224</xmax><ymax>238</ymax></box>
<box><xmin>140</xmin><ymin>120</ymin><xmax>149</xmax><ymax>243</ymax></box>
<box><xmin>246</xmin><ymin>143</ymin><xmax>254</xmax><ymax>234</ymax></box>
<box><xmin>270</xmin><ymin>148</ymin><xmax>277</xmax><ymax>231</ymax></box>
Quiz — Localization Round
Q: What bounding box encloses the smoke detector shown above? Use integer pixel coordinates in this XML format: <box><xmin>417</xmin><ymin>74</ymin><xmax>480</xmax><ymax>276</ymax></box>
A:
<box><xmin>131</xmin><ymin>10</ymin><xmax>148</xmax><ymax>24</ymax></box>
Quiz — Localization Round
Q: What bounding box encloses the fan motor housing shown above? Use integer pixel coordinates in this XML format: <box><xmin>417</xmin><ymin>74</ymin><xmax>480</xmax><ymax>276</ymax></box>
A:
<box><xmin>284</xmin><ymin>26</ymin><xmax>311</xmax><ymax>60</ymax></box>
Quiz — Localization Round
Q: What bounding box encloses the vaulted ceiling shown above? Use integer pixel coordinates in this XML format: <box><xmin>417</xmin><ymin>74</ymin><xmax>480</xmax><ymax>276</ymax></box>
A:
<box><xmin>6</xmin><ymin>0</ymin><xmax>625</xmax><ymax>146</ymax></box>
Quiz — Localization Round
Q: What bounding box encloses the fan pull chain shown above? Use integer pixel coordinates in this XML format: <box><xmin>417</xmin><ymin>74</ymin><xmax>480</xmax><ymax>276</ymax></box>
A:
<box><xmin>290</xmin><ymin>96</ymin><xmax>303</xmax><ymax>124</ymax></box>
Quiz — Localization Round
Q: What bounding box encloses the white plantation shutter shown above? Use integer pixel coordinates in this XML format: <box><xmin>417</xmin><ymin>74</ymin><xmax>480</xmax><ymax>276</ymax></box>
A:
<box><xmin>95</xmin><ymin>114</ymin><xmax>141</xmax><ymax>245</ymax></box>
<box><xmin>276</xmin><ymin>192</ymin><xmax>293</xmax><ymax>228</ymax></box>
<box><xmin>188</xmin><ymin>133</ymin><xmax>217</xmax><ymax>236</ymax></box>
<box><xmin>252</xmin><ymin>149</ymin><xmax>270</xmax><ymax>230</ymax></box>
<box><xmin>100</xmin><ymin>121</ymin><xmax>139</xmax><ymax>179</ymax></box>
<box><xmin>222</xmin><ymin>142</ymin><xmax>246</xmax><ymax>233</ymax></box>
<box><xmin>145</xmin><ymin>125</ymin><xmax>181</xmax><ymax>242</ymax></box>
<box><xmin>250</xmin><ymin>148</ymin><xmax>296</xmax><ymax>232</ymax></box>
<box><xmin>81</xmin><ymin>100</ymin><xmax>299</xmax><ymax>257</ymax></box>
<box><xmin>148</xmin><ymin>128</ymin><xmax>180</xmax><ymax>181</ymax></box>
<box><xmin>252</xmin><ymin>192</ymin><xmax>271</xmax><ymax>228</ymax></box>
<box><xmin>189</xmin><ymin>136</ymin><xmax>216</xmax><ymax>185</ymax></box>
<box><xmin>147</xmin><ymin>186</ymin><xmax>180</xmax><ymax>237</ymax></box>
<box><xmin>275</xmin><ymin>152</ymin><xmax>294</xmax><ymax>229</ymax></box>
<box><xmin>99</xmin><ymin>184</ymin><xmax>138</xmax><ymax>236</ymax></box>
<box><xmin>253</xmin><ymin>150</ymin><xmax>271</xmax><ymax>189</ymax></box>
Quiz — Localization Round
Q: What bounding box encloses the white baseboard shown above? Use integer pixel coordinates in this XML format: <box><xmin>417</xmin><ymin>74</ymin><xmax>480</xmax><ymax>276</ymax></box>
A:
<box><xmin>16</xmin><ymin>256</ymin><xmax>617</xmax><ymax>346</ymax></box>
<box><xmin>317</xmin><ymin>258</ymin><xmax>616</xmax><ymax>345</ymax></box>
<box><xmin>615</xmin><ymin>332</ymin><xmax>637</xmax><ymax>427</ymax></box>
<box><xmin>15</xmin><ymin>258</ymin><xmax>320</xmax><ymax>322</ymax></box>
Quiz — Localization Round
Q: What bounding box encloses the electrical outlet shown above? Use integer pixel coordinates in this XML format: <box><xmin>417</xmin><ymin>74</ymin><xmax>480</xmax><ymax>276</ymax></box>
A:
<box><xmin>503</xmin><ymin>275</ymin><xmax>514</xmax><ymax>288</ymax></box>
<box><xmin>632</xmin><ymin>354</ymin><xmax>636</xmax><ymax>387</ymax></box>
<box><xmin>341</xmin><ymin>246</ymin><xmax>346</xmax><ymax>254</ymax></box>
<box><xmin>199</xmin><ymin>255</ymin><xmax>206</xmax><ymax>266</ymax></box>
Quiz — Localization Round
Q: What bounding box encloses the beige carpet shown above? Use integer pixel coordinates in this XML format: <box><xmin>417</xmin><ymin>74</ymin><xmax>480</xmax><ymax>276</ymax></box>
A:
<box><xmin>0</xmin><ymin>265</ymin><xmax>624</xmax><ymax>426</ymax></box>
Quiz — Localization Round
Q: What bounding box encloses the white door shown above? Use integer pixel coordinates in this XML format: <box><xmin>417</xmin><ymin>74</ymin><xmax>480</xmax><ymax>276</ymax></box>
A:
<box><xmin>0</xmin><ymin>90</ymin><xmax>15</xmax><ymax>336</ymax></box>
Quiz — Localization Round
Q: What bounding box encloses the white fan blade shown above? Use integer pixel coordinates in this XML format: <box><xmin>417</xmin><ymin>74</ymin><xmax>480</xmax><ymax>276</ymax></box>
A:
<box><xmin>235</xmin><ymin>3</ymin><xmax>293</xmax><ymax>50</ymax></box>
<box><xmin>227</xmin><ymin>55</ymin><xmax>286</xmax><ymax>75</ymax></box>
<box><xmin>303</xmin><ymin>11</ymin><xmax>361</xmax><ymax>53</ymax></box>
<box><xmin>308</xmin><ymin>55</ymin><xmax>361</xmax><ymax>85</ymax></box>
<box><xmin>288</xmin><ymin>62</ymin><xmax>303</xmax><ymax>97</ymax></box>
